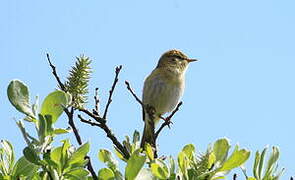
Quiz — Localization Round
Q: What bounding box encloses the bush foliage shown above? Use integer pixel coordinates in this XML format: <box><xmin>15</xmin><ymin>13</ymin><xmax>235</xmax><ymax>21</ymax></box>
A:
<box><xmin>2</xmin><ymin>56</ymin><xmax>285</xmax><ymax>180</ymax></box>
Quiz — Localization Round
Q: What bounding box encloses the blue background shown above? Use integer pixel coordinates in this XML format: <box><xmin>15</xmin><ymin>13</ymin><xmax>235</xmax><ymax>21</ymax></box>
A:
<box><xmin>1</xmin><ymin>0</ymin><xmax>294</xmax><ymax>178</ymax></box>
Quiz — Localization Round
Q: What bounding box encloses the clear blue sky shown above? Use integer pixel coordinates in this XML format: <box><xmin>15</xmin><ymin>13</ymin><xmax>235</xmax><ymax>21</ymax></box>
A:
<box><xmin>1</xmin><ymin>0</ymin><xmax>294</xmax><ymax>178</ymax></box>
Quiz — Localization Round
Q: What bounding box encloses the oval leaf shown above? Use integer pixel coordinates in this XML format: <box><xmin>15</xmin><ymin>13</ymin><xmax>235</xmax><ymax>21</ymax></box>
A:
<box><xmin>68</xmin><ymin>142</ymin><xmax>90</xmax><ymax>165</ymax></box>
<box><xmin>41</xmin><ymin>90</ymin><xmax>70</xmax><ymax>123</ymax></box>
<box><xmin>7</xmin><ymin>80</ymin><xmax>34</xmax><ymax>117</ymax></box>
<box><xmin>12</xmin><ymin>156</ymin><xmax>38</xmax><ymax>177</ymax></box>
<box><xmin>182</xmin><ymin>144</ymin><xmax>196</xmax><ymax>160</ymax></box>
<box><xmin>220</xmin><ymin>146</ymin><xmax>250</xmax><ymax>171</ymax></box>
<box><xmin>98</xmin><ymin>149</ymin><xmax>118</xmax><ymax>171</ymax></box>
<box><xmin>23</xmin><ymin>147</ymin><xmax>40</xmax><ymax>165</ymax></box>
<box><xmin>151</xmin><ymin>162</ymin><xmax>169</xmax><ymax>179</ymax></box>
<box><xmin>145</xmin><ymin>143</ymin><xmax>154</xmax><ymax>161</ymax></box>
<box><xmin>125</xmin><ymin>149</ymin><xmax>146</xmax><ymax>180</ymax></box>
<box><xmin>98</xmin><ymin>168</ymin><xmax>115</xmax><ymax>180</ymax></box>
<box><xmin>213</xmin><ymin>138</ymin><xmax>230</xmax><ymax>164</ymax></box>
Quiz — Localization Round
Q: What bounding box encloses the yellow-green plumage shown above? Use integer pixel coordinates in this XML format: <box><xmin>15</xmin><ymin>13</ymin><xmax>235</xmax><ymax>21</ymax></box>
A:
<box><xmin>140</xmin><ymin>49</ymin><xmax>196</xmax><ymax>148</ymax></box>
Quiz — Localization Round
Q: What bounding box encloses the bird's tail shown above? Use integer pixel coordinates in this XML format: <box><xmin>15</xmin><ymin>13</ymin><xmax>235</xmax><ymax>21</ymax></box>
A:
<box><xmin>140</xmin><ymin>121</ymin><xmax>155</xmax><ymax>148</ymax></box>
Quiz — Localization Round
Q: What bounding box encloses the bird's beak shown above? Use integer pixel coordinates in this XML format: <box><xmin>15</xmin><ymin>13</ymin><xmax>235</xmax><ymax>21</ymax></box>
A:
<box><xmin>186</xmin><ymin>58</ymin><xmax>198</xmax><ymax>63</ymax></box>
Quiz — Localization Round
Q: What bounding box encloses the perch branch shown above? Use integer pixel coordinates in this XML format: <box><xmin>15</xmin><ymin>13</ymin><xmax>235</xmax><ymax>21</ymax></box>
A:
<box><xmin>155</xmin><ymin>101</ymin><xmax>183</xmax><ymax>139</ymax></box>
<box><xmin>103</xmin><ymin>65</ymin><xmax>122</xmax><ymax>119</ymax></box>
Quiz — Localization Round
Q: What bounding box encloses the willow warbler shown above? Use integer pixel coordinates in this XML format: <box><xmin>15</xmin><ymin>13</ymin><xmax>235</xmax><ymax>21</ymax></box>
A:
<box><xmin>141</xmin><ymin>50</ymin><xmax>197</xmax><ymax>147</ymax></box>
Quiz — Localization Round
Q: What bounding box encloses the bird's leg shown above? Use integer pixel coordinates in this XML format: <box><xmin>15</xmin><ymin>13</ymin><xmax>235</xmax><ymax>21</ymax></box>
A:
<box><xmin>159</xmin><ymin>115</ymin><xmax>173</xmax><ymax>128</ymax></box>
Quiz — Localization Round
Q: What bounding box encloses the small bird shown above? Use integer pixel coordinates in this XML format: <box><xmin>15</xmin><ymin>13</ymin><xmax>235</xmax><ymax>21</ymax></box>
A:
<box><xmin>141</xmin><ymin>49</ymin><xmax>197</xmax><ymax>148</ymax></box>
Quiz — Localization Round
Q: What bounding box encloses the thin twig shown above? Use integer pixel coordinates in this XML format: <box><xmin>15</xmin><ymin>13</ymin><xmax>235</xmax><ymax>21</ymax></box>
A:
<box><xmin>78</xmin><ymin>114</ymin><xmax>130</xmax><ymax>159</ymax></box>
<box><xmin>79</xmin><ymin>108</ymin><xmax>106</xmax><ymax>124</ymax></box>
<box><xmin>155</xmin><ymin>102</ymin><xmax>183</xmax><ymax>139</ymax></box>
<box><xmin>103</xmin><ymin>65</ymin><xmax>122</xmax><ymax>119</ymax></box>
<box><xmin>46</xmin><ymin>53</ymin><xmax>66</xmax><ymax>91</ymax></box>
<box><xmin>65</xmin><ymin>107</ymin><xmax>83</xmax><ymax>145</ymax></box>
<box><xmin>125</xmin><ymin>81</ymin><xmax>143</xmax><ymax>106</ymax></box>
<box><xmin>93</xmin><ymin>88</ymin><xmax>100</xmax><ymax>115</ymax></box>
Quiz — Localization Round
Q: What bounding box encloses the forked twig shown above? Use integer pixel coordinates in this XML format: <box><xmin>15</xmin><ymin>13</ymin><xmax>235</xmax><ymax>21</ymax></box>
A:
<box><xmin>78</xmin><ymin>114</ymin><xmax>130</xmax><ymax>159</ymax></box>
<box><xmin>155</xmin><ymin>102</ymin><xmax>183</xmax><ymax>139</ymax></box>
<box><xmin>103</xmin><ymin>65</ymin><xmax>122</xmax><ymax>119</ymax></box>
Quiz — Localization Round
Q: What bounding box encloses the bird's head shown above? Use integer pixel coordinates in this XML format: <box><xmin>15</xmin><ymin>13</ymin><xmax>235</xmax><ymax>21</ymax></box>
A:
<box><xmin>157</xmin><ymin>49</ymin><xmax>197</xmax><ymax>75</ymax></box>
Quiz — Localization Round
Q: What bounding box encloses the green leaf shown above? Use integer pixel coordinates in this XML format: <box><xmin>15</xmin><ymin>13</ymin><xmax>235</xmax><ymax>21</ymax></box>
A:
<box><xmin>253</xmin><ymin>151</ymin><xmax>260</xmax><ymax>179</ymax></box>
<box><xmin>136</xmin><ymin>168</ymin><xmax>156</xmax><ymax>180</ymax></box>
<box><xmin>98</xmin><ymin>168</ymin><xmax>115</xmax><ymax>180</ymax></box>
<box><xmin>41</xmin><ymin>90</ymin><xmax>71</xmax><ymax>123</ymax></box>
<box><xmin>208</xmin><ymin>152</ymin><xmax>216</xmax><ymax>169</ymax></box>
<box><xmin>213</xmin><ymin>138</ymin><xmax>230</xmax><ymax>164</ymax></box>
<box><xmin>247</xmin><ymin>177</ymin><xmax>257</xmax><ymax>180</ymax></box>
<box><xmin>51</xmin><ymin>146</ymin><xmax>62</xmax><ymax>165</ymax></box>
<box><xmin>61</xmin><ymin>139</ymin><xmax>71</xmax><ymax>167</ymax></box>
<box><xmin>168</xmin><ymin>156</ymin><xmax>175</xmax><ymax>174</ymax></box>
<box><xmin>145</xmin><ymin>143</ymin><xmax>154</xmax><ymax>161</ymax></box>
<box><xmin>7</xmin><ymin>80</ymin><xmax>34</xmax><ymax>117</ymax></box>
<box><xmin>53</xmin><ymin>128</ymin><xmax>71</xmax><ymax>135</ymax></box>
<box><xmin>133</xmin><ymin>130</ymin><xmax>140</xmax><ymax>145</ymax></box>
<box><xmin>1</xmin><ymin>140</ymin><xmax>15</xmax><ymax>173</ymax></box>
<box><xmin>150</xmin><ymin>160</ymin><xmax>169</xmax><ymax>179</ymax></box>
<box><xmin>114</xmin><ymin>146</ymin><xmax>127</xmax><ymax>162</ymax></box>
<box><xmin>258</xmin><ymin>147</ymin><xmax>267</xmax><ymax>179</ymax></box>
<box><xmin>12</xmin><ymin>156</ymin><xmax>38</xmax><ymax>178</ymax></box>
<box><xmin>178</xmin><ymin>151</ymin><xmax>188</xmax><ymax>179</ymax></box>
<box><xmin>125</xmin><ymin>149</ymin><xmax>146</xmax><ymax>180</ymax></box>
<box><xmin>219</xmin><ymin>145</ymin><xmax>250</xmax><ymax>171</ymax></box>
<box><xmin>65</xmin><ymin>168</ymin><xmax>89</xmax><ymax>179</ymax></box>
<box><xmin>68</xmin><ymin>142</ymin><xmax>90</xmax><ymax>165</ymax></box>
<box><xmin>23</xmin><ymin>147</ymin><xmax>40</xmax><ymax>165</ymax></box>
<box><xmin>98</xmin><ymin>149</ymin><xmax>118</xmax><ymax>171</ymax></box>
<box><xmin>182</xmin><ymin>144</ymin><xmax>196</xmax><ymax>161</ymax></box>
<box><xmin>44</xmin><ymin>115</ymin><xmax>54</xmax><ymax>135</ymax></box>
<box><xmin>265</xmin><ymin>146</ymin><xmax>280</xmax><ymax>177</ymax></box>
<box><xmin>38</xmin><ymin>114</ymin><xmax>47</xmax><ymax>142</ymax></box>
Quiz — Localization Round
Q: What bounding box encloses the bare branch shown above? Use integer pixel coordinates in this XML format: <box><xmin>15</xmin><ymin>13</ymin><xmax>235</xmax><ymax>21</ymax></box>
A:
<box><xmin>103</xmin><ymin>65</ymin><xmax>122</xmax><ymax>119</ymax></box>
<box><xmin>78</xmin><ymin>114</ymin><xmax>130</xmax><ymax>159</ymax></box>
<box><xmin>93</xmin><ymin>88</ymin><xmax>100</xmax><ymax>116</ymax></box>
<box><xmin>46</xmin><ymin>53</ymin><xmax>66</xmax><ymax>91</ymax></box>
<box><xmin>64</xmin><ymin>107</ymin><xmax>97</xmax><ymax>180</ymax></box>
<box><xmin>65</xmin><ymin>107</ymin><xmax>83</xmax><ymax>145</ymax></box>
<box><xmin>79</xmin><ymin>108</ymin><xmax>106</xmax><ymax>124</ymax></box>
<box><xmin>125</xmin><ymin>81</ymin><xmax>143</xmax><ymax>106</ymax></box>
<box><xmin>155</xmin><ymin>102</ymin><xmax>183</xmax><ymax>139</ymax></box>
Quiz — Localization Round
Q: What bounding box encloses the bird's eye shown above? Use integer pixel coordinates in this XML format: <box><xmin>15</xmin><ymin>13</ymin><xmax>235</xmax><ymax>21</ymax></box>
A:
<box><xmin>171</xmin><ymin>58</ymin><xmax>178</xmax><ymax>62</ymax></box>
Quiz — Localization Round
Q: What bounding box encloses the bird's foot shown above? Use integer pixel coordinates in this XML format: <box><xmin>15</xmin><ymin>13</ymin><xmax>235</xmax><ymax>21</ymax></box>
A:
<box><xmin>159</xmin><ymin>116</ymin><xmax>173</xmax><ymax>128</ymax></box>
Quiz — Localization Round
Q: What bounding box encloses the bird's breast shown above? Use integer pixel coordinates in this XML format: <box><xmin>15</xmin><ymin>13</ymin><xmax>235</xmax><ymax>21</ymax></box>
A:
<box><xmin>142</xmin><ymin>72</ymin><xmax>185</xmax><ymax>115</ymax></box>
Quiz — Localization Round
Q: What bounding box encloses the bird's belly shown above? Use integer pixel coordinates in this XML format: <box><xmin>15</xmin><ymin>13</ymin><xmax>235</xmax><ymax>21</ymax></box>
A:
<box><xmin>143</xmin><ymin>78</ymin><xmax>183</xmax><ymax>115</ymax></box>
<box><xmin>158</xmin><ymin>84</ymin><xmax>181</xmax><ymax>113</ymax></box>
